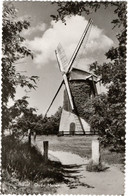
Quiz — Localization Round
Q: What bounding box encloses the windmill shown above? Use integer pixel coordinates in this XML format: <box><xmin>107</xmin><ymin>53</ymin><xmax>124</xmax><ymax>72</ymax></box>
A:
<box><xmin>45</xmin><ymin>19</ymin><xmax>98</xmax><ymax>135</ymax></box>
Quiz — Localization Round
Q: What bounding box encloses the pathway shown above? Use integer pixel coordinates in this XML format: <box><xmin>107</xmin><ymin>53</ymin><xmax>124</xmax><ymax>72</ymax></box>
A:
<box><xmin>32</xmin><ymin>138</ymin><xmax>124</xmax><ymax>195</ymax></box>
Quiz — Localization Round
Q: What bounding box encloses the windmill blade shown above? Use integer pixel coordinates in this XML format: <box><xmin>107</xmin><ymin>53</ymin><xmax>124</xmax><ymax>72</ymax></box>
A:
<box><xmin>63</xmin><ymin>74</ymin><xmax>74</xmax><ymax>111</ymax></box>
<box><xmin>44</xmin><ymin>19</ymin><xmax>93</xmax><ymax>116</ymax></box>
<box><xmin>44</xmin><ymin>80</ymin><xmax>64</xmax><ymax>118</ymax></box>
<box><xmin>67</xmin><ymin>18</ymin><xmax>93</xmax><ymax>73</ymax></box>
<box><xmin>72</xmin><ymin>21</ymin><xmax>92</xmax><ymax>70</ymax></box>
<box><xmin>56</xmin><ymin>43</ymin><xmax>69</xmax><ymax>73</ymax></box>
<box><xmin>56</xmin><ymin>49</ymin><xmax>74</xmax><ymax>111</ymax></box>
<box><xmin>56</xmin><ymin>19</ymin><xmax>93</xmax><ymax>75</ymax></box>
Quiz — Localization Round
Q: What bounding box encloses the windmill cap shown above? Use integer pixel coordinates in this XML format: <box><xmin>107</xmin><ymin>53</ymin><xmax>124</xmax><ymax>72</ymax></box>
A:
<box><xmin>69</xmin><ymin>67</ymin><xmax>98</xmax><ymax>82</ymax></box>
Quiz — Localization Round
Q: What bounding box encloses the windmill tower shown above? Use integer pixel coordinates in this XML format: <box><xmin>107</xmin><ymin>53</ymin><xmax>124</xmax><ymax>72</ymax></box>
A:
<box><xmin>45</xmin><ymin>19</ymin><xmax>98</xmax><ymax>135</ymax></box>
<box><xmin>59</xmin><ymin>67</ymin><xmax>98</xmax><ymax>135</ymax></box>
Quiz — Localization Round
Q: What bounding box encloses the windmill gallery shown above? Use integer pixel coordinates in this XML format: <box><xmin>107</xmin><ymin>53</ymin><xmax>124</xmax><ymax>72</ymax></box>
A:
<box><xmin>45</xmin><ymin>19</ymin><xmax>99</xmax><ymax>136</ymax></box>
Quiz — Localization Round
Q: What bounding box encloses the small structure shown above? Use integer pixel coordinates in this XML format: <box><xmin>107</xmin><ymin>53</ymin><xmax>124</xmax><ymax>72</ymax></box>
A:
<box><xmin>92</xmin><ymin>137</ymin><xmax>100</xmax><ymax>164</ymax></box>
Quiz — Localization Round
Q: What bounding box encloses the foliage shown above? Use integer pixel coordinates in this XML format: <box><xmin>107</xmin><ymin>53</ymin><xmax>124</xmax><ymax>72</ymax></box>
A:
<box><xmin>15</xmin><ymin>106</ymin><xmax>38</xmax><ymax>135</ymax></box>
<box><xmin>86</xmin><ymin>160</ymin><xmax>109</xmax><ymax>172</ymax></box>
<box><xmin>64</xmin><ymin>81</ymin><xmax>90</xmax><ymax>115</ymax></box>
<box><xmin>2</xmin><ymin>2</ymin><xmax>39</xmax><ymax>132</ymax></box>
<box><xmin>8</xmin><ymin>99</ymin><xmax>40</xmax><ymax>139</ymax></box>
<box><xmin>41</xmin><ymin>107</ymin><xmax>62</xmax><ymax>135</ymax></box>
<box><xmin>89</xmin><ymin>3</ymin><xmax>126</xmax><ymax>150</ymax></box>
<box><xmin>13</xmin><ymin>105</ymin><xmax>62</xmax><ymax>136</ymax></box>
<box><xmin>83</xmin><ymin>94</ymin><xmax>125</xmax><ymax>150</ymax></box>
<box><xmin>2</xmin><ymin>135</ymin><xmax>65</xmax><ymax>182</ymax></box>
<box><xmin>51</xmin><ymin>2</ymin><xmax>103</xmax><ymax>23</ymax></box>
<box><xmin>2</xmin><ymin>96</ymin><xmax>28</xmax><ymax>133</ymax></box>
<box><xmin>51</xmin><ymin>2</ymin><xmax>126</xmax><ymax>26</ymax></box>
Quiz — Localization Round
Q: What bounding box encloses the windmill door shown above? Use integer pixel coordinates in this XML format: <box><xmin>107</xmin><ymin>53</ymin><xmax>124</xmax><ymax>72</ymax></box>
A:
<box><xmin>70</xmin><ymin>122</ymin><xmax>75</xmax><ymax>135</ymax></box>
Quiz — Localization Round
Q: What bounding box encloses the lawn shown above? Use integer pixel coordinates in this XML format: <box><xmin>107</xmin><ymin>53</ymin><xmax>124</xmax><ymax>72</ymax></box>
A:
<box><xmin>36</xmin><ymin>135</ymin><xmax>124</xmax><ymax>164</ymax></box>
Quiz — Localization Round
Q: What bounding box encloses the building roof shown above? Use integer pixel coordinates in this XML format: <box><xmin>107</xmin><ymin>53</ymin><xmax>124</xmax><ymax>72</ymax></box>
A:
<box><xmin>69</xmin><ymin>67</ymin><xmax>97</xmax><ymax>82</ymax></box>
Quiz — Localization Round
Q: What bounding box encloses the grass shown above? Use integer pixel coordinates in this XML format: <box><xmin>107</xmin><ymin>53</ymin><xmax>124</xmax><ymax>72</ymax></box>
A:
<box><xmin>36</xmin><ymin>135</ymin><xmax>94</xmax><ymax>158</ymax></box>
<box><xmin>2</xmin><ymin>135</ymin><xmax>75</xmax><ymax>194</ymax></box>
<box><xmin>36</xmin><ymin>135</ymin><xmax>124</xmax><ymax>164</ymax></box>
<box><xmin>2</xmin><ymin>135</ymin><xmax>65</xmax><ymax>182</ymax></box>
<box><xmin>1</xmin><ymin>173</ymin><xmax>57</xmax><ymax>194</ymax></box>
<box><xmin>100</xmin><ymin>148</ymin><xmax>125</xmax><ymax>165</ymax></box>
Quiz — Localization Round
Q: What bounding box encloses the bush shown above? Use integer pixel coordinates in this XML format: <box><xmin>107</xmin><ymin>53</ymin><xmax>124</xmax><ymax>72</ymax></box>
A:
<box><xmin>2</xmin><ymin>135</ymin><xmax>65</xmax><ymax>182</ymax></box>
<box><xmin>86</xmin><ymin>160</ymin><xmax>109</xmax><ymax>172</ymax></box>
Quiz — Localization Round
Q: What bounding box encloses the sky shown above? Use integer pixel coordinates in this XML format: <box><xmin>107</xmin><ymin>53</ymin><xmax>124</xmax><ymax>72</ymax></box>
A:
<box><xmin>8</xmin><ymin>2</ymin><xmax>119</xmax><ymax>116</ymax></box>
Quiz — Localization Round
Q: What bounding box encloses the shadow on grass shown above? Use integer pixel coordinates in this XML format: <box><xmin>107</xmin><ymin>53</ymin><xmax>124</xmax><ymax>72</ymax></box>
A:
<box><xmin>2</xmin><ymin>135</ymin><xmax>94</xmax><ymax>193</ymax></box>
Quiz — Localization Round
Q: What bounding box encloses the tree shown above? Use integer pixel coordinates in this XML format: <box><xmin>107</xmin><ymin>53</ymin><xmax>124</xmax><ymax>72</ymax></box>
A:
<box><xmin>15</xmin><ymin>106</ymin><xmax>38</xmax><ymax>140</ymax></box>
<box><xmin>41</xmin><ymin>107</ymin><xmax>62</xmax><ymax>135</ymax></box>
<box><xmin>51</xmin><ymin>2</ymin><xmax>126</xmax><ymax>27</ymax></box>
<box><xmin>2</xmin><ymin>96</ymin><xmax>29</xmax><ymax>132</ymax></box>
<box><xmin>89</xmin><ymin>3</ymin><xmax>126</xmax><ymax>150</ymax></box>
<box><xmin>2</xmin><ymin>2</ymin><xmax>39</xmax><ymax>132</ymax></box>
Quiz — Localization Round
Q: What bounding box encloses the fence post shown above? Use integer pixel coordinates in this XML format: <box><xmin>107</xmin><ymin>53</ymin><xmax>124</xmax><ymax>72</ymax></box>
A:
<box><xmin>92</xmin><ymin>138</ymin><xmax>100</xmax><ymax>164</ymax></box>
<box><xmin>43</xmin><ymin>141</ymin><xmax>49</xmax><ymax>163</ymax></box>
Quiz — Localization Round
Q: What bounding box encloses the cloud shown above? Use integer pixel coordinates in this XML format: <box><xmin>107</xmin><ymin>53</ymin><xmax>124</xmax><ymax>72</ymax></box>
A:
<box><xmin>25</xmin><ymin>16</ymin><xmax>114</xmax><ymax>69</ymax></box>
<box><xmin>22</xmin><ymin>23</ymin><xmax>46</xmax><ymax>36</ymax></box>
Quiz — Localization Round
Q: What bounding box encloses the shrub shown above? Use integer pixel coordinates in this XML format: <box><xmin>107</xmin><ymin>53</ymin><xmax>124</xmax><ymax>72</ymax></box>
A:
<box><xmin>86</xmin><ymin>160</ymin><xmax>109</xmax><ymax>172</ymax></box>
<box><xmin>2</xmin><ymin>135</ymin><xmax>64</xmax><ymax>182</ymax></box>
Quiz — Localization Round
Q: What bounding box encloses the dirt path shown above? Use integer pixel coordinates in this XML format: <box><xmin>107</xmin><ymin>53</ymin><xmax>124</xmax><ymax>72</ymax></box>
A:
<box><xmin>47</xmin><ymin>150</ymin><xmax>124</xmax><ymax>195</ymax></box>
<box><xmin>49</xmin><ymin>150</ymin><xmax>89</xmax><ymax>165</ymax></box>
<box><xmin>33</xmin><ymin>138</ymin><xmax>124</xmax><ymax>195</ymax></box>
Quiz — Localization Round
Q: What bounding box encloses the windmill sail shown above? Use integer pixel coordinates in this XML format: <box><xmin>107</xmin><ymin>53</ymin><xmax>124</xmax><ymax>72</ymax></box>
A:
<box><xmin>55</xmin><ymin>48</ymin><xmax>74</xmax><ymax>111</ymax></box>
<box><xmin>56</xmin><ymin>46</ymin><xmax>85</xmax><ymax>134</ymax></box>
<box><xmin>44</xmin><ymin>19</ymin><xmax>93</xmax><ymax>117</ymax></box>
<box><xmin>56</xmin><ymin>43</ymin><xmax>69</xmax><ymax>73</ymax></box>
<box><xmin>67</xmin><ymin>18</ymin><xmax>93</xmax><ymax>73</ymax></box>
<box><xmin>72</xmin><ymin>22</ymin><xmax>92</xmax><ymax>71</ymax></box>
